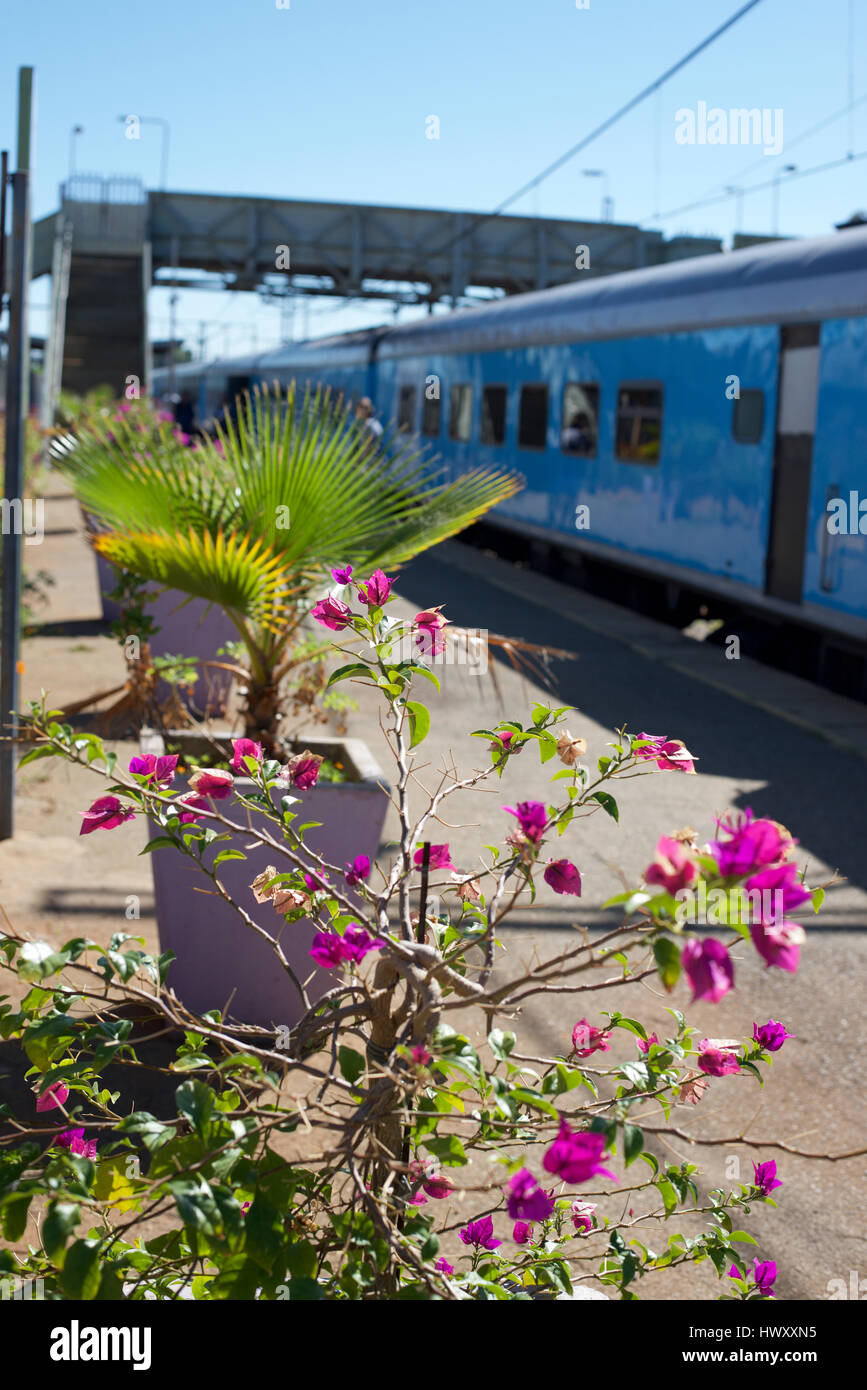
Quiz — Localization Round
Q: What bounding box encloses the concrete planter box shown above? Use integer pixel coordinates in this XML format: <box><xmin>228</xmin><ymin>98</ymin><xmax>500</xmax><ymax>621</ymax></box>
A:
<box><xmin>141</xmin><ymin>729</ymin><xmax>390</xmax><ymax>1031</ymax></box>
<box><xmin>92</xmin><ymin>546</ymin><xmax>234</xmax><ymax>719</ymax></box>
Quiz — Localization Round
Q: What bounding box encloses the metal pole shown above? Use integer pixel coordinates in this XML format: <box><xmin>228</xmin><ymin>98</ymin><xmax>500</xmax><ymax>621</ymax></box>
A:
<box><xmin>0</xmin><ymin>67</ymin><xmax>34</xmax><ymax>841</ymax></box>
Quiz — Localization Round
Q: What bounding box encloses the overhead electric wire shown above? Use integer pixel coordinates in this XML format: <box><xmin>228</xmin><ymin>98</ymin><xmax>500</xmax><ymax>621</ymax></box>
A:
<box><xmin>427</xmin><ymin>0</ymin><xmax>766</xmax><ymax>260</ymax></box>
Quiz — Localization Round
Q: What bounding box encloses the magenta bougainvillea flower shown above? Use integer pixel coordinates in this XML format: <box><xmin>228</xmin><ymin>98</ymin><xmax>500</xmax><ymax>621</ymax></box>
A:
<box><xmin>187</xmin><ymin>768</ymin><xmax>234</xmax><ymax>800</ymax></box>
<box><xmin>644</xmin><ymin>836</ymin><xmax>698</xmax><ymax>894</ymax></box>
<box><xmin>746</xmin><ymin>861</ymin><xmax>811</xmax><ymax>917</ymax></box>
<box><xmin>749</xmin><ymin>921</ymin><xmax>805</xmax><ymax>973</ymax></box>
<box><xmin>570</xmin><ymin>1200</ymin><xmax>596</xmax><ymax>1233</ymax></box>
<box><xmin>490</xmin><ymin>730</ymin><xmax>515</xmax><ymax>753</ymax></box>
<box><xmin>344</xmin><ymin>854</ymin><xmax>371</xmax><ymax>887</ymax></box>
<box><xmin>286</xmin><ymin>751</ymin><xmax>322</xmax><ymax>791</ymax></box>
<box><xmin>542</xmin><ymin>1119</ymin><xmax>616</xmax><ymax>1184</ymax></box>
<box><xmin>503</xmin><ymin>800</ymin><xmax>548</xmax><ymax>845</ymax></box>
<box><xmin>231</xmin><ymin>738</ymin><xmax>263</xmax><ymax>773</ymax></box>
<box><xmin>175</xmin><ymin>792</ymin><xmax>212</xmax><ymax>823</ymax></box>
<box><xmin>506</xmin><ymin>1168</ymin><xmax>556</xmax><ymax>1222</ymax></box>
<box><xmin>412</xmin><ymin>844</ymin><xmax>454</xmax><ymax>871</ymax></box>
<box><xmin>408</xmin><ymin>1162</ymin><xmax>453</xmax><ymax>1204</ymax></box>
<box><xmin>697</xmin><ymin>1046</ymin><xmax>740</xmax><ymax>1077</ymax></box>
<box><xmin>571</xmin><ymin>1018</ymin><xmax>611</xmax><ymax>1058</ymax></box>
<box><xmin>752</xmin><ymin>1019</ymin><xmax>793</xmax><ymax>1052</ymax></box>
<box><xmin>413</xmin><ymin>607</ymin><xmax>449</xmax><ymax>656</ymax></box>
<box><xmin>303</xmin><ymin>869</ymin><xmax>329</xmax><ymax>893</ymax></box>
<box><xmin>56</xmin><ymin>1128</ymin><xmax>98</xmax><ymax>1160</ymax></box>
<box><xmin>709</xmin><ymin>808</ymin><xmax>793</xmax><ymax>878</ymax></box>
<box><xmin>330</xmin><ymin>564</ymin><xmax>353</xmax><ymax>585</ymax></box>
<box><xmin>311</xmin><ymin>595</ymin><xmax>353</xmax><ymax>631</ymax></box>
<box><xmin>459</xmin><ymin>1215</ymin><xmax>502</xmax><ymax>1250</ymax></box>
<box><xmin>544</xmin><ymin>859</ymin><xmax>582</xmax><ymax>896</ymax></box>
<box><xmin>357</xmin><ymin>569</ymin><xmax>393</xmax><ymax>607</ymax></box>
<box><xmin>80</xmin><ymin>796</ymin><xmax>135</xmax><ymax>836</ymax></box>
<box><xmin>309</xmin><ymin>924</ymin><xmax>384</xmax><ymax>969</ymax></box>
<box><xmin>637</xmin><ymin>1033</ymin><xmax>660</xmax><ymax>1054</ymax></box>
<box><xmin>682</xmin><ymin>937</ymin><xmax>734</xmax><ymax>1003</ymax></box>
<box><xmin>435</xmin><ymin>1257</ymin><xmax>454</xmax><ymax>1275</ymax></box>
<box><xmin>633</xmin><ymin>733</ymin><xmax>696</xmax><ymax>774</ymax></box>
<box><xmin>752</xmin><ymin>1160</ymin><xmax>783</xmax><ymax>1197</ymax></box>
<box><xmin>729</xmin><ymin>1259</ymin><xmax>777</xmax><ymax>1296</ymax></box>
<box><xmin>512</xmin><ymin>1221</ymin><xmax>534</xmax><ymax>1244</ymax></box>
<box><xmin>35</xmin><ymin>1082</ymin><xmax>69</xmax><ymax>1113</ymax></box>
<box><xmin>128</xmin><ymin>753</ymin><xmax>178</xmax><ymax>787</ymax></box>
<box><xmin>410</xmin><ymin>1044</ymin><xmax>432</xmax><ymax>1066</ymax></box>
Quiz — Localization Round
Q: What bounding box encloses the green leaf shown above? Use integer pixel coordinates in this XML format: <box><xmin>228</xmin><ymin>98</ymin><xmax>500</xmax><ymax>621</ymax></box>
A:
<box><xmin>60</xmin><ymin>1239</ymin><xmax>102</xmax><ymax>1300</ymax></box>
<box><xmin>623</xmin><ymin>1123</ymin><xmax>644</xmax><ymax>1165</ymax></box>
<box><xmin>1</xmin><ymin>1194</ymin><xmax>31</xmax><ymax>1242</ymax></box>
<box><xmin>590</xmin><ymin>791</ymin><xmax>619</xmax><ymax>822</ymax></box>
<box><xmin>421</xmin><ymin>1134</ymin><xmax>467</xmax><ymax>1166</ymax></box>
<box><xmin>43</xmin><ymin>1201</ymin><xmax>81</xmax><ymax>1267</ymax></box>
<box><xmin>17</xmin><ymin>744</ymin><xmax>59</xmax><ymax>768</ymax></box>
<box><xmin>811</xmin><ymin>887</ymin><xmax>825</xmax><ymax>914</ymax></box>
<box><xmin>337</xmin><ymin>1045</ymin><xmax>366</xmax><ymax>1085</ymax></box>
<box><xmin>488</xmin><ymin>1028</ymin><xmax>516</xmax><ymax>1061</ymax></box>
<box><xmin>175</xmin><ymin>1079</ymin><xmax>216</xmax><ymax>1141</ymax></box>
<box><xmin>653</xmin><ymin>937</ymin><xmax>681</xmax><ymax>991</ymax></box>
<box><xmin>406</xmin><ymin>701</ymin><xmax>431</xmax><ymax>748</ymax></box>
<box><xmin>139</xmin><ymin>835</ymin><xmax>178</xmax><ymax>855</ymax></box>
<box><xmin>327</xmin><ymin>662</ymin><xmax>374</xmax><ymax>688</ymax></box>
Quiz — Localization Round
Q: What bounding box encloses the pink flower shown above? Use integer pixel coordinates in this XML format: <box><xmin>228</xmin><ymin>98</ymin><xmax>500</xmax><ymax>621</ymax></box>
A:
<box><xmin>410</xmin><ymin>1045</ymin><xmax>432</xmax><ymax>1066</ymax></box>
<box><xmin>357</xmin><ymin>569</ymin><xmax>393</xmax><ymax>607</ymax></box>
<box><xmin>187</xmin><ymin>768</ymin><xmax>234</xmax><ymax>800</ymax></box>
<box><xmin>544</xmin><ymin>859</ymin><xmax>582</xmax><ymax>896</ymax></box>
<box><xmin>56</xmin><ymin>1128</ymin><xmax>98</xmax><ymax>1160</ymax></box>
<box><xmin>309</xmin><ymin>923</ymin><xmax>384</xmax><ymax>969</ymax></box>
<box><xmin>435</xmin><ymin>1257</ymin><xmax>454</xmax><ymax>1275</ymax></box>
<box><xmin>311</xmin><ymin>595</ymin><xmax>353</xmax><ymax>631</ymax></box>
<box><xmin>80</xmin><ymin>796</ymin><xmax>135</xmax><ymax>836</ymax></box>
<box><xmin>571</xmin><ymin>1018</ymin><xmax>611</xmax><ymax>1057</ymax></box>
<box><xmin>231</xmin><ymin>738</ymin><xmax>263</xmax><ymax>773</ymax></box>
<box><xmin>345</xmin><ymin>854</ymin><xmax>371</xmax><ymax>887</ymax></box>
<box><xmin>506</xmin><ymin>1168</ymin><xmax>556</xmax><ymax>1222</ymax></box>
<box><xmin>752</xmin><ymin>1019</ymin><xmax>793</xmax><ymax>1052</ymax></box>
<box><xmin>749</xmin><ymin>920</ymin><xmax>804</xmax><ymax>973</ymax></box>
<box><xmin>330</xmin><ymin>564</ymin><xmax>353</xmax><ymax>585</ymax></box>
<box><xmin>644</xmin><ymin>836</ymin><xmax>698</xmax><ymax>894</ymax></box>
<box><xmin>413</xmin><ymin>607</ymin><xmax>449</xmax><ymax>656</ymax></box>
<box><xmin>570</xmin><ymin>1200</ymin><xmax>596</xmax><ymax>1233</ymax></box>
<box><xmin>752</xmin><ymin>1160</ymin><xmax>783</xmax><ymax>1197</ymax></box>
<box><xmin>285</xmin><ymin>750</ymin><xmax>322</xmax><ymax>790</ymax></box>
<box><xmin>513</xmin><ymin>1221</ymin><xmax>534</xmax><ymax>1244</ymax></box>
<box><xmin>633</xmin><ymin>732</ymin><xmax>696</xmax><ymax>774</ymax></box>
<box><xmin>35</xmin><ymin>1082</ymin><xmax>69</xmax><ymax>1113</ymax></box>
<box><xmin>543</xmin><ymin>1119</ymin><xmax>616</xmax><ymax>1185</ymax></box>
<box><xmin>637</xmin><ymin>1033</ymin><xmax>660</xmax><ymax>1054</ymax></box>
<box><xmin>729</xmin><ymin>1258</ymin><xmax>777</xmax><ymax>1297</ymax></box>
<box><xmin>490</xmin><ymin>730</ymin><xmax>514</xmax><ymax>752</ymax></box>
<box><xmin>682</xmin><ymin>938</ymin><xmax>734</xmax><ymax>1003</ymax></box>
<box><xmin>697</xmin><ymin>1046</ymin><xmax>740</xmax><ymax>1076</ymax></box>
<box><xmin>412</xmin><ymin>843</ymin><xmax>454</xmax><ymax>871</ymax></box>
<box><xmin>459</xmin><ymin>1216</ymin><xmax>501</xmax><ymax>1250</ymax></box>
<box><xmin>408</xmin><ymin>1162</ymin><xmax>453</xmax><ymax>1203</ymax></box>
<box><xmin>503</xmin><ymin>801</ymin><xmax>547</xmax><ymax>845</ymax></box>
<box><xmin>303</xmin><ymin>869</ymin><xmax>329</xmax><ymax>893</ymax></box>
<box><xmin>128</xmin><ymin>753</ymin><xmax>178</xmax><ymax>787</ymax></box>
<box><xmin>175</xmin><ymin>792</ymin><xmax>211</xmax><ymax>823</ymax></box>
<box><xmin>710</xmin><ymin>808</ymin><xmax>793</xmax><ymax>878</ymax></box>
<box><xmin>746</xmin><ymin>862</ymin><xmax>811</xmax><ymax>919</ymax></box>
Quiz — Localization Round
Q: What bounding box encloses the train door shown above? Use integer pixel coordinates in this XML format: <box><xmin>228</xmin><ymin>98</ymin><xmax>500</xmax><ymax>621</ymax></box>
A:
<box><xmin>765</xmin><ymin>324</ymin><xmax>820</xmax><ymax>602</ymax></box>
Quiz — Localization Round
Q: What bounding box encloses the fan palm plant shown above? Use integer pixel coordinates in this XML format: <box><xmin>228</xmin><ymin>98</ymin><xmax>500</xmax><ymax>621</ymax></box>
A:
<box><xmin>54</xmin><ymin>384</ymin><xmax>522</xmax><ymax>750</ymax></box>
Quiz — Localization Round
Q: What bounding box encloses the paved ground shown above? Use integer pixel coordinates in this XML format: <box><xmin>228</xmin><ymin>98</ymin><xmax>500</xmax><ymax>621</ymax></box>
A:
<box><xmin>1</xmin><ymin>482</ymin><xmax>865</xmax><ymax>1301</ymax></box>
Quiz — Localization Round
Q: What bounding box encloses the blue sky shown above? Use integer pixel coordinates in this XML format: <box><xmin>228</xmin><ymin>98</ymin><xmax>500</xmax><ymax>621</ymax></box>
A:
<box><xmin>3</xmin><ymin>0</ymin><xmax>865</xmax><ymax>355</ymax></box>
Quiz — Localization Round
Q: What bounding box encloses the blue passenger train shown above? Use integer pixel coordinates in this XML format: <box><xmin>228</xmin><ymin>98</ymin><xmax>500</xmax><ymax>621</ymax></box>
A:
<box><xmin>155</xmin><ymin>226</ymin><xmax>867</xmax><ymax>662</ymax></box>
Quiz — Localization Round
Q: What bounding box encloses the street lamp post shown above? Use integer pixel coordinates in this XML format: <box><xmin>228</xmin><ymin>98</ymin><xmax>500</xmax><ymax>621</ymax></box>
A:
<box><xmin>117</xmin><ymin>114</ymin><xmax>171</xmax><ymax>189</ymax></box>
<box><xmin>772</xmin><ymin>165</ymin><xmax>797</xmax><ymax>237</ymax></box>
<box><xmin>725</xmin><ymin>184</ymin><xmax>744</xmax><ymax>239</ymax></box>
<box><xmin>583</xmin><ymin>169</ymin><xmax>613</xmax><ymax>222</ymax></box>
<box><xmin>68</xmin><ymin>124</ymin><xmax>83</xmax><ymax>180</ymax></box>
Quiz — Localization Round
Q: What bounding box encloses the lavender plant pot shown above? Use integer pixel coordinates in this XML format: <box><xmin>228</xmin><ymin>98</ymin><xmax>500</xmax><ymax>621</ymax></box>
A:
<box><xmin>92</xmin><ymin>547</ymin><xmax>234</xmax><ymax>718</ymax></box>
<box><xmin>141</xmin><ymin>729</ymin><xmax>391</xmax><ymax>1032</ymax></box>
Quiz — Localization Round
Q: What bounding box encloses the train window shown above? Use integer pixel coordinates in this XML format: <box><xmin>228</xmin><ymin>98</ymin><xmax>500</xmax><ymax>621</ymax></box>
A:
<box><xmin>449</xmin><ymin>384</ymin><xmax>473</xmax><ymax>442</ymax></box>
<box><xmin>481</xmin><ymin>385</ymin><xmax>508</xmax><ymax>445</ymax></box>
<box><xmin>561</xmin><ymin>383</ymin><xmax>599</xmax><ymax>456</ymax></box>
<box><xmin>421</xmin><ymin>388</ymin><xmax>441</xmax><ymax>437</ymax></box>
<box><xmin>732</xmin><ymin>389</ymin><xmax>764</xmax><ymax>444</ymax></box>
<box><xmin>518</xmin><ymin>385</ymin><xmax>548</xmax><ymax>449</ymax></box>
<box><xmin>616</xmin><ymin>384</ymin><xmax>663</xmax><ymax>463</ymax></box>
<box><xmin>397</xmin><ymin>385</ymin><xmax>416</xmax><ymax>432</ymax></box>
